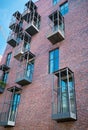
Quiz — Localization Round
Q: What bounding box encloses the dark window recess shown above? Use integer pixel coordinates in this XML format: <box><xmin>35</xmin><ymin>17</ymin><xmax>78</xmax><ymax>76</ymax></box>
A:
<box><xmin>2</xmin><ymin>72</ymin><xmax>9</xmax><ymax>83</ymax></box>
<box><xmin>53</xmin><ymin>0</ymin><xmax>60</xmax><ymax>5</ymax></box>
<box><xmin>49</xmin><ymin>49</ymin><xmax>59</xmax><ymax>73</ymax></box>
<box><xmin>52</xmin><ymin>67</ymin><xmax>77</xmax><ymax>122</ymax></box>
<box><xmin>0</xmin><ymin>86</ymin><xmax>22</xmax><ymax>127</ymax></box>
<box><xmin>60</xmin><ymin>1</ymin><xmax>69</xmax><ymax>15</ymax></box>
<box><xmin>6</xmin><ymin>52</ymin><xmax>12</xmax><ymax>67</ymax></box>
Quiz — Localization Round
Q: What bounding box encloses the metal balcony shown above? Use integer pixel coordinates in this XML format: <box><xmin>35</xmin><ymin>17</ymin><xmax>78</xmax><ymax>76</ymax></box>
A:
<box><xmin>25</xmin><ymin>0</ymin><xmax>37</xmax><ymax>12</ymax></box>
<box><xmin>47</xmin><ymin>10</ymin><xmax>65</xmax><ymax>44</ymax></box>
<box><xmin>0</xmin><ymin>64</ymin><xmax>10</xmax><ymax>71</ymax></box>
<box><xmin>47</xmin><ymin>25</ymin><xmax>65</xmax><ymax>44</ymax></box>
<box><xmin>25</xmin><ymin>21</ymin><xmax>40</xmax><ymax>36</ymax></box>
<box><xmin>0</xmin><ymin>86</ymin><xmax>22</xmax><ymax>127</ymax></box>
<box><xmin>22</xmin><ymin>8</ymin><xmax>30</xmax><ymax>20</ymax></box>
<box><xmin>14</xmin><ymin>45</ymin><xmax>24</xmax><ymax>61</ymax></box>
<box><xmin>52</xmin><ymin>67</ymin><xmax>77</xmax><ymax>122</ymax></box>
<box><xmin>14</xmin><ymin>42</ymin><xmax>34</xmax><ymax>61</ymax></box>
<box><xmin>15</xmin><ymin>69</ymin><xmax>33</xmax><ymax>86</ymax></box>
<box><xmin>7</xmin><ymin>33</ymin><xmax>17</xmax><ymax>47</ymax></box>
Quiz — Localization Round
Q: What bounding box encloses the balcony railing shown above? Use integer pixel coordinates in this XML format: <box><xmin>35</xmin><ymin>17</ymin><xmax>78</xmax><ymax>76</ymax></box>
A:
<box><xmin>7</xmin><ymin>33</ymin><xmax>18</xmax><ymax>47</ymax></box>
<box><xmin>9</xmin><ymin>18</ymin><xmax>17</xmax><ymax>29</ymax></box>
<box><xmin>52</xmin><ymin>67</ymin><xmax>77</xmax><ymax>122</ymax></box>
<box><xmin>15</xmin><ymin>68</ymin><xmax>33</xmax><ymax>86</ymax></box>
<box><xmin>47</xmin><ymin>24</ymin><xmax>65</xmax><ymax>44</ymax></box>
<box><xmin>0</xmin><ymin>101</ymin><xmax>18</xmax><ymax>126</ymax></box>
<box><xmin>0</xmin><ymin>80</ymin><xmax>6</xmax><ymax>93</ymax></box>
<box><xmin>25</xmin><ymin>20</ymin><xmax>40</xmax><ymax>36</ymax></box>
<box><xmin>22</xmin><ymin>8</ymin><xmax>30</xmax><ymax>20</ymax></box>
<box><xmin>14</xmin><ymin>44</ymin><xmax>24</xmax><ymax>61</ymax></box>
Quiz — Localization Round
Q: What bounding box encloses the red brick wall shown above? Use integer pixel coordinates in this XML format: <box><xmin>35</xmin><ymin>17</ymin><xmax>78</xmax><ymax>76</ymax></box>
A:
<box><xmin>0</xmin><ymin>0</ymin><xmax>88</xmax><ymax>130</ymax></box>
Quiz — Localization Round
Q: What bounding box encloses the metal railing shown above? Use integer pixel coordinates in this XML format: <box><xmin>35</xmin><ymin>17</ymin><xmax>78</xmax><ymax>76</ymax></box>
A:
<box><xmin>47</xmin><ymin>24</ymin><xmax>65</xmax><ymax>37</ymax></box>
<box><xmin>16</xmin><ymin>68</ymin><xmax>33</xmax><ymax>83</ymax></box>
<box><xmin>0</xmin><ymin>101</ymin><xmax>19</xmax><ymax>125</ymax></box>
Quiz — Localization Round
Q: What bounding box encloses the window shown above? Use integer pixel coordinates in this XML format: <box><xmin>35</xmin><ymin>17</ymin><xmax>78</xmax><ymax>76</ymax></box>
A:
<box><xmin>9</xmin><ymin>93</ymin><xmax>21</xmax><ymax>121</ymax></box>
<box><xmin>6</xmin><ymin>52</ymin><xmax>12</xmax><ymax>66</ymax></box>
<box><xmin>49</xmin><ymin>49</ymin><xmax>59</xmax><ymax>73</ymax></box>
<box><xmin>24</xmin><ymin>42</ymin><xmax>30</xmax><ymax>52</ymax></box>
<box><xmin>53</xmin><ymin>0</ymin><xmax>60</xmax><ymax>5</ymax></box>
<box><xmin>26</xmin><ymin>61</ymin><xmax>34</xmax><ymax>81</ymax></box>
<box><xmin>60</xmin><ymin>1</ymin><xmax>69</xmax><ymax>15</ymax></box>
<box><xmin>2</xmin><ymin>72</ymin><xmax>9</xmax><ymax>83</ymax></box>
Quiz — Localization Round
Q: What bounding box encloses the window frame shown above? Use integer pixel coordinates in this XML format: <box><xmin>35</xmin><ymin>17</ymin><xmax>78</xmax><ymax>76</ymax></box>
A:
<box><xmin>53</xmin><ymin>0</ymin><xmax>60</xmax><ymax>5</ymax></box>
<box><xmin>6</xmin><ymin>52</ymin><xmax>12</xmax><ymax>66</ymax></box>
<box><xmin>60</xmin><ymin>1</ymin><xmax>69</xmax><ymax>16</ymax></box>
<box><xmin>49</xmin><ymin>48</ymin><xmax>59</xmax><ymax>74</ymax></box>
<box><xmin>2</xmin><ymin>71</ymin><xmax>9</xmax><ymax>83</ymax></box>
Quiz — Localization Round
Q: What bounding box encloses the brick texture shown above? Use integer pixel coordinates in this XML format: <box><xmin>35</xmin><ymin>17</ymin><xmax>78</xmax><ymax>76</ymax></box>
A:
<box><xmin>0</xmin><ymin>0</ymin><xmax>88</xmax><ymax>130</ymax></box>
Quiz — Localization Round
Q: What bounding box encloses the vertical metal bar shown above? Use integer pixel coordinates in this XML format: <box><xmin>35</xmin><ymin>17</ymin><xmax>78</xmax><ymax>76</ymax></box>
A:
<box><xmin>52</xmin><ymin>74</ymin><xmax>54</xmax><ymax>115</ymax></box>
<box><xmin>67</xmin><ymin>68</ymin><xmax>70</xmax><ymax>113</ymax></box>
<box><xmin>58</xmin><ymin>71</ymin><xmax>62</xmax><ymax>113</ymax></box>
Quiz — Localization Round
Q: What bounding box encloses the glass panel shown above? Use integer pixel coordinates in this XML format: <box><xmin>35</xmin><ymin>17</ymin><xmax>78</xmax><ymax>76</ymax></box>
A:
<box><xmin>26</xmin><ymin>62</ymin><xmax>34</xmax><ymax>81</ymax></box>
<box><xmin>2</xmin><ymin>72</ymin><xmax>8</xmax><ymax>83</ymax></box>
<box><xmin>49</xmin><ymin>51</ymin><xmax>54</xmax><ymax>60</ymax></box>
<box><xmin>49</xmin><ymin>49</ymin><xmax>59</xmax><ymax>73</ymax></box>
<box><xmin>60</xmin><ymin>2</ymin><xmax>69</xmax><ymax>15</ymax></box>
<box><xmin>9</xmin><ymin>94</ymin><xmax>20</xmax><ymax>121</ymax></box>
<box><xmin>61</xmin><ymin>77</ymin><xmax>69</xmax><ymax>113</ymax></box>
<box><xmin>24</xmin><ymin>42</ymin><xmax>30</xmax><ymax>52</ymax></box>
<box><xmin>53</xmin><ymin>0</ymin><xmax>60</xmax><ymax>5</ymax></box>
<box><xmin>54</xmin><ymin>58</ymin><xmax>58</xmax><ymax>72</ymax></box>
<box><xmin>6</xmin><ymin>53</ymin><xmax>12</xmax><ymax>66</ymax></box>
<box><xmin>69</xmin><ymin>76</ymin><xmax>75</xmax><ymax>113</ymax></box>
<box><xmin>50</xmin><ymin>60</ymin><xmax>54</xmax><ymax>73</ymax></box>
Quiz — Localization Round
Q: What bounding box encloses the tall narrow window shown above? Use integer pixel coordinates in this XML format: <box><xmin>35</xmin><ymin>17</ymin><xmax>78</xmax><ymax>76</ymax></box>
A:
<box><xmin>6</xmin><ymin>52</ymin><xmax>12</xmax><ymax>66</ymax></box>
<box><xmin>53</xmin><ymin>0</ymin><xmax>60</xmax><ymax>5</ymax></box>
<box><xmin>9</xmin><ymin>93</ymin><xmax>21</xmax><ymax>121</ymax></box>
<box><xmin>49</xmin><ymin>49</ymin><xmax>59</xmax><ymax>73</ymax></box>
<box><xmin>2</xmin><ymin>72</ymin><xmax>9</xmax><ymax>83</ymax></box>
<box><xmin>60</xmin><ymin>1</ymin><xmax>69</xmax><ymax>15</ymax></box>
<box><xmin>26</xmin><ymin>61</ymin><xmax>34</xmax><ymax>82</ymax></box>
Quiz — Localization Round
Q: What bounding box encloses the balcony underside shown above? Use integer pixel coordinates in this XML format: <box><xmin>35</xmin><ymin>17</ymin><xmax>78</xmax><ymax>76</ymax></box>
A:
<box><xmin>25</xmin><ymin>23</ymin><xmax>39</xmax><ymax>36</ymax></box>
<box><xmin>47</xmin><ymin>30</ymin><xmax>64</xmax><ymax>44</ymax></box>
<box><xmin>7</xmin><ymin>38</ymin><xmax>17</xmax><ymax>47</ymax></box>
<box><xmin>0</xmin><ymin>121</ymin><xmax>15</xmax><ymax>127</ymax></box>
<box><xmin>14</xmin><ymin>51</ymin><xmax>23</xmax><ymax>61</ymax></box>
<box><xmin>0</xmin><ymin>64</ymin><xmax>10</xmax><ymax>71</ymax></box>
<box><xmin>0</xmin><ymin>112</ymin><xmax>15</xmax><ymax>127</ymax></box>
<box><xmin>52</xmin><ymin>112</ymin><xmax>76</xmax><ymax>122</ymax></box>
<box><xmin>16</xmin><ymin>77</ymin><xmax>32</xmax><ymax>86</ymax></box>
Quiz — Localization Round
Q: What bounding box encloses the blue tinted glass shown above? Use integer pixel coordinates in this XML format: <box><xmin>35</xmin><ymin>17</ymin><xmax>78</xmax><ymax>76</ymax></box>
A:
<box><xmin>55</xmin><ymin>49</ymin><xmax>59</xmax><ymax>58</ymax></box>
<box><xmin>54</xmin><ymin>58</ymin><xmax>59</xmax><ymax>71</ymax></box>
<box><xmin>60</xmin><ymin>2</ymin><xmax>68</xmax><ymax>15</ymax></box>
<box><xmin>50</xmin><ymin>60</ymin><xmax>54</xmax><ymax>73</ymax></box>
<box><xmin>50</xmin><ymin>51</ymin><xmax>54</xmax><ymax>60</ymax></box>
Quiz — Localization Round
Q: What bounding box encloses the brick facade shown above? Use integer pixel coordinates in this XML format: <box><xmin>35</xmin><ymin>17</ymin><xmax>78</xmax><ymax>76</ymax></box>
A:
<box><xmin>0</xmin><ymin>0</ymin><xmax>88</xmax><ymax>130</ymax></box>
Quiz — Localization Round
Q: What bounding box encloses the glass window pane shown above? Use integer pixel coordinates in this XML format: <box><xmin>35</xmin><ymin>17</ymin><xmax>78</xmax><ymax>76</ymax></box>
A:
<box><xmin>61</xmin><ymin>78</ymin><xmax>69</xmax><ymax>113</ymax></box>
<box><xmin>50</xmin><ymin>51</ymin><xmax>54</xmax><ymax>60</ymax></box>
<box><xmin>49</xmin><ymin>49</ymin><xmax>59</xmax><ymax>73</ymax></box>
<box><xmin>50</xmin><ymin>60</ymin><xmax>54</xmax><ymax>73</ymax></box>
<box><xmin>60</xmin><ymin>2</ymin><xmax>69</xmax><ymax>15</ymax></box>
